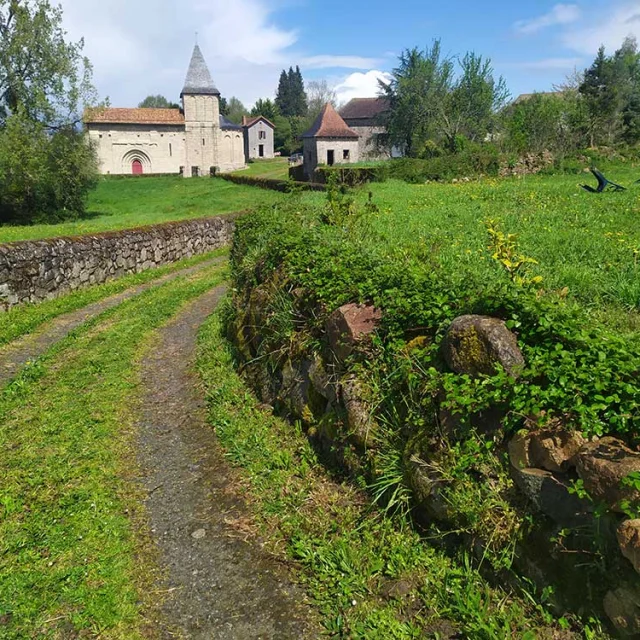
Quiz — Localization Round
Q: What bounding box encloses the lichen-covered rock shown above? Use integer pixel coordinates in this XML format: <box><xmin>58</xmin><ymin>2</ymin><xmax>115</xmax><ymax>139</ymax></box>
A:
<box><xmin>442</xmin><ymin>315</ymin><xmax>524</xmax><ymax>378</ymax></box>
<box><xmin>308</xmin><ymin>357</ymin><xmax>336</xmax><ymax>404</ymax></box>
<box><xmin>326</xmin><ymin>303</ymin><xmax>382</xmax><ymax>362</ymax></box>
<box><xmin>618</xmin><ymin>520</ymin><xmax>640</xmax><ymax>575</ymax></box>
<box><xmin>341</xmin><ymin>377</ymin><xmax>376</xmax><ymax>448</ymax></box>
<box><xmin>512</xmin><ymin>467</ymin><xmax>592</xmax><ymax>527</ymax></box>
<box><xmin>508</xmin><ymin>428</ymin><xmax>586</xmax><ymax>473</ymax></box>
<box><xmin>574</xmin><ymin>438</ymin><xmax>640</xmax><ymax>512</ymax></box>
<box><xmin>281</xmin><ymin>360</ymin><xmax>314</xmax><ymax>422</ymax></box>
<box><xmin>405</xmin><ymin>454</ymin><xmax>452</xmax><ymax>522</ymax></box>
<box><xmin>604</xmin><ymin>585</ymin><xmax>640</xmax><ymax>636</ymax></box>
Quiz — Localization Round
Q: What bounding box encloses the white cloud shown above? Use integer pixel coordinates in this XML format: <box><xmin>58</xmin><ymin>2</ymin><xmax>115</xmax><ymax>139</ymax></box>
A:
<box><xmin>562</xmin><ymin>3</ymin><xmax>640</xmax><ymax>55</ymax></box>
<box><xmin>514</xmin><ymin>4</ymin><xmax>581</xmax><ymax>34</ymax></box>
<box><xmin>334</xmin><ymin>70</ymin><xmax>392</xmax><ymax>105</ymax></box>
<box><xmin>57</xmin><ymin>0</ymin><xmax>382</xmax><ymax>108</ymax></box>
<box><xmin>501</xmin><ymin>57</ymin><xmax>584</xmax><ymax>71</ymax></box>
<box><xmin>300</xmin><ymin>55</ymin><xmax>381</xmax><ymax>70</ymax></box>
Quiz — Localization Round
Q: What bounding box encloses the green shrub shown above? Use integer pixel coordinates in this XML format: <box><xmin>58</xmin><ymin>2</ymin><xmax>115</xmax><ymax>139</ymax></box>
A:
<box><xmin>0</xmin><ymin>112</ymin><xmax>98</xmax><ymax>224</ymax></box>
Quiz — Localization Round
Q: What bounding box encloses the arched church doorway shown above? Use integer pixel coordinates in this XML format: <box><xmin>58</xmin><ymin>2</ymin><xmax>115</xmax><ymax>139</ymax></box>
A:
<box><xmin>132</xmin><ymin>159</ymin><xmax>143</xmax><ymax>175</ymax></box>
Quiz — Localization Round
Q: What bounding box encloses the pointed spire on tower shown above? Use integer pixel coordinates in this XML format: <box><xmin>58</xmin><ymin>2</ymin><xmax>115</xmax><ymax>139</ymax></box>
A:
<box><xmin>181</xmin><ymin>45</ymin><xmax>220</xmax><ymax>97</ymax></box>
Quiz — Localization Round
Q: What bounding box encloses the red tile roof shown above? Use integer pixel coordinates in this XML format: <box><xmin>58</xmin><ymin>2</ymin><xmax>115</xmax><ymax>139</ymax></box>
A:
<box><xmin>84</xmin><ymin>108</ymin><xmax>185</xmax><ymax>125</ymax></box>
<box><xmin>339</xmin><ymin>97</ymin><xmax>389</xmax><ymax>120</ymax></box>
<box><xmin>302</xmin><ymin>103</ymin><xmax>358</xmax><ymax>139</ymax></box>
<box><xmin>242</xmin><ymin>115</ymin><xmax>275</xmax><ymax>129</ymax></box>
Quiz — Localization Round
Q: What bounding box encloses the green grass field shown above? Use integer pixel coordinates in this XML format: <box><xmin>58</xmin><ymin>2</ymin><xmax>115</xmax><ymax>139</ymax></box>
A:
<box><xmin>0</xmin><ymin>176</ymin><xmax>279</xmax><ymax>244</ymax></box>
<box><xmin>301</xmin><ymin>168</ymin><xmax>640</xmax><ymax>330</ymax></box>
<box><xmin>232</xmin><ymin>157</ymin><xmax>289</xmax><ymax>180</ymax></box>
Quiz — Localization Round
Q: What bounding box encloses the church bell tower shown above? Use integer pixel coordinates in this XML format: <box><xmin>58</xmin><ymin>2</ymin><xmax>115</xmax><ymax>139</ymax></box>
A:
<box><xmin>181</xmin><ymin>45</ymin><xmax>220</xmax><ymax>177</ymax></box>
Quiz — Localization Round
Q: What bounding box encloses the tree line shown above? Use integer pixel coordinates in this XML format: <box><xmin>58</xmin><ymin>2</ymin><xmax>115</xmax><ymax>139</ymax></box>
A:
<box><xmin>380</xmin><ymin>37</ymin><xmax>640</xmax><ymax>159</ymax></box>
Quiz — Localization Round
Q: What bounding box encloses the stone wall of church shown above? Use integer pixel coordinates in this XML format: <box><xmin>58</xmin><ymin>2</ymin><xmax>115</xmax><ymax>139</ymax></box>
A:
<box><xmin>87</xmin><ymin>124</ymin><xmax>186</xmax><ymax>175</ymax></box>
<box><xmin>0</xmin><ymin>215</ymin><xmax>235</xmax><ymax>311</ymax></box>
<box><xmin>217</xmin><ymin>130</ymin><xmax>246</xmax><ymax>172</ymax></box>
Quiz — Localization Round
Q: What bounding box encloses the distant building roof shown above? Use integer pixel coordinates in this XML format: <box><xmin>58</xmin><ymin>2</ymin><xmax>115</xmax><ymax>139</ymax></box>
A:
<box><xmin>220</xmin><ymin>115</ymin><xmax>243</xmax><ymax>131</ymax></box>
<box><xmin>181</xmin><ymin>44</ymin><xmax>220</xmax><ymax>97</ymax></box>
<box><xmin>242</xmin><ymin>115</ymin><xmax>275</xmax><ymax>129</ymax></box>
<box><xmin>339</xmin><ymin>97</ymin><xmax>389</xmax><ymax>120</ymax></box>
<box><xmin>302</xmin><ymin>103</ymin><xmax>358</xmax><ymax>139</ymax></box>
<box><xmin>84</xmin><ymin>107</ymin><xmax>185</xmax><ymax>125</ymax></box>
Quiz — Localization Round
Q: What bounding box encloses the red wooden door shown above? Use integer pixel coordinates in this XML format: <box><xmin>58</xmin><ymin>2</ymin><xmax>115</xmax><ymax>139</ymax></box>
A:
<box><xmin>132</xmin><ymin>159</ymin><xmax>143</xmax><ymax>175</ymax></box>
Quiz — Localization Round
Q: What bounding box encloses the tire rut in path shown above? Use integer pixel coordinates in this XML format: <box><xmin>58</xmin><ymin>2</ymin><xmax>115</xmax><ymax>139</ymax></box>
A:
<box><xmin>137</xmin><ymin>286</ymin><xmax>317</xmax><ymax>640</ymax></box>
<box><xmin>0</xmin><ymin>256</ymin><xmax>224</xmax><ymax>387</ymax></box>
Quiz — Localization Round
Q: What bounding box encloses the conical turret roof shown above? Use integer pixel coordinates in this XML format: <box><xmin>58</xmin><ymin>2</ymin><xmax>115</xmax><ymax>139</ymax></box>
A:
<box><xmin>302</xmin><ymin>103</ymin><xmax>358</xmax><ymax>139</ymax></box>
<box><xmin>181</xmin><ymin>45</ymin><xmax>220</xmax><ymax>97</ymax></box>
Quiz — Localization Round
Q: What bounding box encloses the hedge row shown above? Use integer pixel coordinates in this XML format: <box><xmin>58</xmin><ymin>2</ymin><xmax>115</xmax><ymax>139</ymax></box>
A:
<box><xmin>219</xmin><ymin>173</ymin><xmax>326</xmax><ymax>192</ymax></box>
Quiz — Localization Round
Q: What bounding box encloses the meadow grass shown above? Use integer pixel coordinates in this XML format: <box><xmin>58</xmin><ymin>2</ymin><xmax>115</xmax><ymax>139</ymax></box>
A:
<box><xmin>0</xmin><ymin>176</ymin><xmax>279</xmax><ymax>244</ymax></box>
<box><xmin>0</xmin><ymin>263</ymin><xmax>227</xmax><ymax>638</ymax></box>
<box><xmin>232</xmin><ymin>157</ymin><xmax>289</xmax><ymax>180</ymax></box>
<box><xmin>300</xmin><ymin>169</ymin><xmax>640</xmax><ymax>331</ymax></box>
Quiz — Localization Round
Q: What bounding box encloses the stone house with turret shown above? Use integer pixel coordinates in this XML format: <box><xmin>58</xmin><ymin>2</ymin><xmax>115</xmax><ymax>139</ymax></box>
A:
<box><xmin>85</xmin><ymin>46</ymin><xmax>245</xmax><ymax>176</ymax></box>
<box><xmin>301</xmin><ymin>103</ymin><xmax>359</xmax><ymax>179</ymax></box>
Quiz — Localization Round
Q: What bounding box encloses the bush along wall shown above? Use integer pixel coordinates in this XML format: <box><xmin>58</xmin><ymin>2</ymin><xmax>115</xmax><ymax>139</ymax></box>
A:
<box><xmin>227</xmin><ymin>197</ymin><xmax>640</xmax><ymax>638</ymax></box>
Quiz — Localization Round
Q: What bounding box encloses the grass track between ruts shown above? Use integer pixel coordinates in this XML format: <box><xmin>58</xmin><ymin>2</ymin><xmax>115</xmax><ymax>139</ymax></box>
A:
<box><xmin>196</xmin><ymin>303</ymin><xmax>585</xmax><ymax>640</ymax></box>
<box><xmin>0</xmin><ymin>247</ymin><xmax>228</xmax><ymax>348</ymax></box>
<box><xmin>0</xmin><ymin>176</ymin><xmax>278</xmax><ymax>244</ymax></box>
<box><xmin>0</xmin><ymin>262</ymin><xmax>227</xmax><ymax>639</ymax></box>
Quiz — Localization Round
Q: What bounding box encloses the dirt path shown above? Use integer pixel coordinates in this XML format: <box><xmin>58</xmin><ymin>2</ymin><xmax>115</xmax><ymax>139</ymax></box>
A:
<box><xmin>0</xmin><ymin>257</ymin><xmax>224</xmax><ymax>387</ymax></box>
<box><xmin>136</xmin><ymin>286</ymin><xmax>316</xmax><ymax>640</ymax></box>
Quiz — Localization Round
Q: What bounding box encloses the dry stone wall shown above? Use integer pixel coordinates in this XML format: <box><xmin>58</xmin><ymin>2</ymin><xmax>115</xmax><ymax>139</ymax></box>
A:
<box><xmin>0</xmin><ymin>214</ymin><xmax>236</xmax><ymax>311</ymax></box>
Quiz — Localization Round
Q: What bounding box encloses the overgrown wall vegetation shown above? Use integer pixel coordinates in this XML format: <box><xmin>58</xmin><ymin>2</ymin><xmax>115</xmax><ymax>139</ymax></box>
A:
<box><xmin>227</xmin><ymin>192</ymin><xmax>640</xmax><ymax>637</ymax></box>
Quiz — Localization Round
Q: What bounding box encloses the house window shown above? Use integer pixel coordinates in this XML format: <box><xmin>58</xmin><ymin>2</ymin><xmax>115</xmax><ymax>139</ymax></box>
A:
<box><xmin>343</xmin><ymin>149</ymin><xmax>350</xmax><ymax>160</ymax></box>
<box><xmin>327</xmin><ymin>150</ymin><xmax>335</xmax><ymax>166</ymax></box>
<box><xmin>259</xmin><ymin>130</ymin><xmax>266</xmax><ymax>140</ymax></box>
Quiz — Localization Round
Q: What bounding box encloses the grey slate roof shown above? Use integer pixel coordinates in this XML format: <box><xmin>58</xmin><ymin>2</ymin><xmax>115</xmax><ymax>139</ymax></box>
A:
<box><xmin>181</xmin><ymin>45</ymin><xmax>220</xmax><ymax>97</ymax></box>
<box><xmin>220</xmin><ymin>115</ymin><xmax>242</xmax><ymax>131</ymax></box>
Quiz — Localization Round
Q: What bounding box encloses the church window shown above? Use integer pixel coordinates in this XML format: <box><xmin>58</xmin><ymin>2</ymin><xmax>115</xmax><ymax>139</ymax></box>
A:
<box><xmin>169</xmin><ymin>143</ymin><xmax>173</xmax><ymax>157</ymax></box>
<box><xmin>192</xmin><ymin>166</ymin><xmax>199</xmax><ymax>177</ymax></box>
<box><xmin>202</xmin><ymin>138</ymin><xmax>205</xmax><ymax>146</ymax></box>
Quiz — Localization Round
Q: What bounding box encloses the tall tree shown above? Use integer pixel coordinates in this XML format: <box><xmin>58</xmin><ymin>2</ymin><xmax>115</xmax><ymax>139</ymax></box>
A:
<box><xmin>440</xmin><ymin>52</ymin><xmax>509</xmax><ymax>150</ymax></box>
<box><xmin>225</xmin><ymin>96</ymin><xmax>247</xmax><ymax>124</ymax></box>
<box><xmin>250</xmin><ymin>98</ymin><xmax>278</xmax><ymax>121</ymax></box>
<box><xmin>276</xmin><ymin>66</ymin><xmax>307</xmax><ymax>117</ymax></box>
<box><xmin>379</xmin><ymin>42</ymin><xmax>454</xmax><ymax>157</ymax></box>
<box><xmin>275</xmin><ymin>69</ymin><xmax>291</xmax><ymax>116</ymax></box>
<box><xmin>307</xmin><ymin>79</ymin><xmax>337</xmax><ymax>118</ymax></box>
<box><xmin>219</xmin><ymin>96</ymin><xmax>229</xmax><ymax>116</ymax></box>
<box><xmin>0</xmin><ymin>0</ymin><xmax>97</xmax><ymax>127</ymax></box>
<box><xmin>138</xmin><ymin>94</ymin><xmax>179</xmax><ymax>109</ymax></box>
<box><xmin>0</xmin><ymin>0</ymin><xmax>99</xmax><ymax>223</ymax></box>
<box><xmin>579</xmin><ymin>46</ymin><xmax>623</xmax><ymax>145</ymax></box>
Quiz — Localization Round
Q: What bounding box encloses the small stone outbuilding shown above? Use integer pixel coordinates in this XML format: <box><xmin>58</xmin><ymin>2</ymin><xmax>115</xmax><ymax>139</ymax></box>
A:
<box><xmin>242</xmin><ymin>116</ymin><xmax>275</xmax><ymax>159</ymax></box>
<box><xmin>301</xmin><ymin>103</ymin><xmax>360</xmax><ymax>179</ymax></box>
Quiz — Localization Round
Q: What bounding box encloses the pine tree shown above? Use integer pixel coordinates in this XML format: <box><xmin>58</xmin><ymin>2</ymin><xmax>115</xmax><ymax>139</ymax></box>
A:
<box><xmin>275</xmin><ymin>70</ymin><xmax>291</xmax><ymax>116</ymax></box>
<box><xmin>579</xmin><ymin>46</ymin><xmax>623</xmax><ymax>145</ymax></box>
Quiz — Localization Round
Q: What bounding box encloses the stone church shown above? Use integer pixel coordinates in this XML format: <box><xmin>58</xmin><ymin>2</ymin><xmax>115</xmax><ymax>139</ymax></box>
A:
<box><xmin>85</xmin><ymin>46</ymin><xmax>246</xmax><ymax>176</ymax></box>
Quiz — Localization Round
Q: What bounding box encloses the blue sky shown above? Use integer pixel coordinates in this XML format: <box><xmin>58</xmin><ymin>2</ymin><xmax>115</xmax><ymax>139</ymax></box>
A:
<box><xmin>57</xmin><ymin>0</ymin><xmax>639</xmax><ymax>108</ymax></box>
